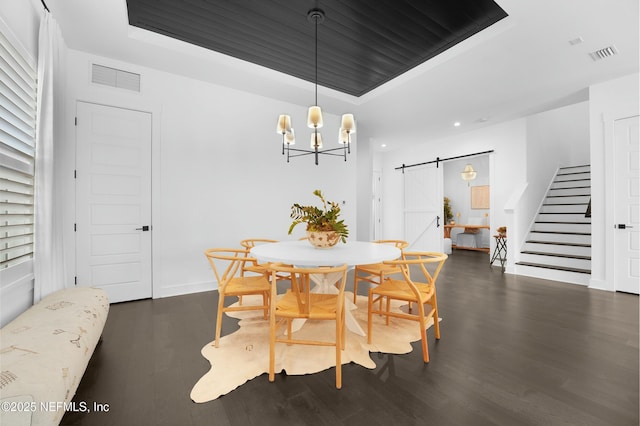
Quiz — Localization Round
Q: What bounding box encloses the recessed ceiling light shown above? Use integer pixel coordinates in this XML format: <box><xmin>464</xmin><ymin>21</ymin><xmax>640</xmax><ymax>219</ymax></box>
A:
<box><xmin>568</xmin><ymin>37</ymin><xmax>584</xmax><ymax>46</ymax></box>
<box><xmin>381</xmin><ymin>144</ymin><xmax>387</xmax><ymax>148</ymax></box>
<box><xmin>454</xmin><ymin>122</ymin><xmax>461</xmax><ymax>127</ymax></box>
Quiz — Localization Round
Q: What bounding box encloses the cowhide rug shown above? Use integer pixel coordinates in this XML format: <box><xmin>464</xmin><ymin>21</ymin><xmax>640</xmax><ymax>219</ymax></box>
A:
<box><xmin>190</xmin><ymin>293</ymin><xmax>437</xmax><ymax>403</ymax></box>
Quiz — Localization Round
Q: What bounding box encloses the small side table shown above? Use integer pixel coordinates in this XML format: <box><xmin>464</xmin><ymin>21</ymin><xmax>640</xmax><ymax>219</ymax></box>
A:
<box><xmin>490</xmin><ymin>235</ymin><xmax>507</xmax><ymax>272</ymax></box>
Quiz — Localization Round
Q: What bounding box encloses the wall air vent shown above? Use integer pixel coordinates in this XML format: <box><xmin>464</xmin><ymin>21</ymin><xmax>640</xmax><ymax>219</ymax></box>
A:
<box><xmin>91</xmin><ymin>64</ymin><xmax>141</xmax><ymax>92</ymax></box>
<box><xmin>588</xmin><ymin>45</ymin><xmax>618</xmax><ymax>61</ymax></box>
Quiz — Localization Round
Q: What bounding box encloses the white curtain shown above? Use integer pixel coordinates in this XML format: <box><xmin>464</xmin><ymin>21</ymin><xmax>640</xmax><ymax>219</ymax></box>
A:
<box><xmin>34</xmin><ymin>12</ymin><xmax>66</xmax><ymax>302</ymax></box>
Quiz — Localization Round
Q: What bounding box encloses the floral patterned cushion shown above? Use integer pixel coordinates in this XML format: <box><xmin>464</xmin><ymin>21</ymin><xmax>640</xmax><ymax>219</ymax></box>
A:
<box><xmin>0</xmin><ymin>287</ymin><xmax>109</xmax><ymax>426</ymax></box>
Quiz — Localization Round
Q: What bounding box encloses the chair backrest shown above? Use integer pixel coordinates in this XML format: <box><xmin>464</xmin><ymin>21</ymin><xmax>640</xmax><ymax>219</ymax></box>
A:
<box><xmin>383</xmin><ymin>252</ymin><xmax>448</xmax><ymax>297</ymax></box>
<box><xmin>267</xmin><ymin>263</ymin><xmax>348</xmax><ymax>315</ymax></box>
<box><xmin>204</xmin><ymin>248</ymin><xmax>257</xmax><ymax>288</ymax></box>
<box><xmin>374</xmin><ymin>239</ymin><xmax>409</xmax><ymax>250</ymax></box>
<box><xmin>374</xmin><ymin>239</ymin><xmax>408</xmax><ymax>260</ymax></box>
<box><xmin>240</xmin><ymin>238</ymin><xmax>278</xmax><ymax>249</ymax></box>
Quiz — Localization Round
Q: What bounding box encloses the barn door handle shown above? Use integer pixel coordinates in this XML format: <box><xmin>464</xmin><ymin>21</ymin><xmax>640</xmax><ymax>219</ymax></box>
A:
<box><xmin>436</xmin><ymin>216</ymin><xmax>440</xmax><ymax>228</ymax></box>
<box><xmin>136</xmin><ymin>225</ymin><xmax>150</xmax><ymax>231</ymax></box>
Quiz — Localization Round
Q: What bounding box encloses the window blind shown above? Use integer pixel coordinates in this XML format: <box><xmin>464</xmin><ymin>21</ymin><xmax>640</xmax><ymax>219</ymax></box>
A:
<box><xmin>0</xmin><ymin>29</ymin><xmax>37</xmax><ymax>270</ymax></box>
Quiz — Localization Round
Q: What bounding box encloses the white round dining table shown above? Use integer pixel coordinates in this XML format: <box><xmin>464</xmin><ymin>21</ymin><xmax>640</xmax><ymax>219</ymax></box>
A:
<box><xmin>250</xmin><ymin>240</ymin><xmax>401</xmax><ymax>267</ymax></box>
<box><xmin>250</xmin><ymin>240</ymin><xmax>401</xmax><ymax>336</ymax></box>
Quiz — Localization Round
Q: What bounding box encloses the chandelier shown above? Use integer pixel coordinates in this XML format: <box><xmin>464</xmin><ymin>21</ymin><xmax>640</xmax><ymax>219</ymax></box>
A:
<box><xmin>276</xmin><ymin>9</ymin><xmax>356</xmax><ymax>165</ymax></box>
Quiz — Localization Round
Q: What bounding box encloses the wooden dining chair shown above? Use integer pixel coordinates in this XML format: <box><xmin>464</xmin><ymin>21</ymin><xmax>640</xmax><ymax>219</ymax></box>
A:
<box><xmin>239</xmin><ymin>238</ymin><xmax>278</xmax><ymax>275</ymax></box>
<box><xmin>353</xmin><ymin>240</ymin><xmax>408</xmax><ymax>303</ymax></box>
<box><xmin>367</xmin><ymin>252</ymin><xmax>447</xmax><ymax>363</ymax></box>
<box><xmin>267</xmin><ymin>262</ymin><xmax>349</xmax><ymax>389</ymax></box>
<box><xmin>240</xmin><ymin>238</ymin><xmax>292</xmax><ymax>283</ymax></box>
<box><xmin>204</xmin><ymin>248</ymin><xmax>271</xmax><ymax>348</ymax></box>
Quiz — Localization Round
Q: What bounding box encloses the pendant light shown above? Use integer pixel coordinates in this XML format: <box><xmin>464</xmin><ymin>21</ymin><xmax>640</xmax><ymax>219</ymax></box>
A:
<box><xmin>276</xmin><ymin>9</ymin><xmax>355</xmax><ymax>165</ymax></box>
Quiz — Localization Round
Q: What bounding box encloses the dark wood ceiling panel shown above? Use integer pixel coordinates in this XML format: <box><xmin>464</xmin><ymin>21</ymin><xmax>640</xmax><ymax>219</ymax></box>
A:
<box><xmin>126</xmin><ymin>0</ymin><xmax>507</xmax><ymax>96</ymax></box>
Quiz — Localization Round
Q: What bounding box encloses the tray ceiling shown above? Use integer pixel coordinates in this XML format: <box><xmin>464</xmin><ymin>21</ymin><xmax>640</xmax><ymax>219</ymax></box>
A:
<box><xmin>125</xmin><ymin>0</ymin><xmax>508</xmax><ymax>97</ymax></box>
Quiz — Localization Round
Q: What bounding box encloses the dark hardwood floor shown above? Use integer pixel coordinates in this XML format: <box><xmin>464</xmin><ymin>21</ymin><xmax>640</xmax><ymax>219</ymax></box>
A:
<box><xmin>62</xmin><ymin>250</ymin><xmax>639</xmax><ymax>426</ymax></box>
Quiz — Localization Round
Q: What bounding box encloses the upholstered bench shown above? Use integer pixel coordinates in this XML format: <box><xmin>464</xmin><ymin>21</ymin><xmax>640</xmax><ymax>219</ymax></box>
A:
<box><xmin>0</xmin><ymin>287</ymin><xmax>109</xmax><ymax>426</ymax></box>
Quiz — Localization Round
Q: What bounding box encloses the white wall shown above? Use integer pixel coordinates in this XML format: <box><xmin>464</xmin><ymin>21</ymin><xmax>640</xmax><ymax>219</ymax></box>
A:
<box><xmin>589</xmin><ymin>73</ymin><xmax>640</xmax><ymax>291</ymax></box>
<box><xmin>0</xmin><ymin>0</ymin><xmax>41</xmax><ymax>326</ymax></box>
<box><xmin>62</xmin><ymin>50</ymin><xmax>358</xmax><ymax>299</ymax></box>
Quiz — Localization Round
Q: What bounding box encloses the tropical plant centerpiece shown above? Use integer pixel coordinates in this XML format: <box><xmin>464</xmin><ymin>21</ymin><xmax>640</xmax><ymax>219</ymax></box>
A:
<box><xmin>288</xmin><ymin>189</ymin><xmax>349</xmax><ymax>248</ymax></box>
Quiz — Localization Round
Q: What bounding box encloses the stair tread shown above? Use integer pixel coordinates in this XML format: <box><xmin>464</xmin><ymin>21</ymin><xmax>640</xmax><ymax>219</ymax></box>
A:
<box><xmin>558</xmin><ymin>165</ymin><xmax>590</xmax><ymax>170</ymax></box>
<box><xmin>546</xmin><ymin>195</ymin><xmax>591</xmax><ymax>198</ymax></box>
<box><xmin>521</xmin><ymin>250</ymin><xmax>591</xmax><ymax>260</ymax></box>
<box><xmin>539</xmin><ymin>212</ymin><xmax>589</xmax><ymax>215</ymax></box>
<box><xmin>543</xmin><ymin>203</ymin><xmax>589</xmax><ymax>206</ymax></box>
<box><xmin>526</xmin><ymin>240</ymin><xmax>591</xmax><ymax>247</ymax></box>
<box><xmin>516</xmin><ymin>262</ymin><xmax>591</xmax><ymax>274</ymax></box>
<box><xmin>553</xmin><ymin>178</ymin><xmax>591</xmax><ymax>183</ymax></box>
<box><xmin>549</xmin><ymin>186</ymin><xmax>591</xmax><ymax>190</ymax></box>
<box><xmin>535</xmin><ymin>221</ymin><xmax>591</xmax><ymax>224</ymax></box>
<box><xmin>530</xmin><ymin>231</ymin><xmax>591</xmax><ymax>235</ymax></box>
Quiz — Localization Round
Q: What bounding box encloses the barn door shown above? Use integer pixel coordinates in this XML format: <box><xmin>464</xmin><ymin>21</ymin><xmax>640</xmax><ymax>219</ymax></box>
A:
<box><xmin>403</xmin><ymin>164</ymin><xmax>443</xmax><ymax>251</ymax></box>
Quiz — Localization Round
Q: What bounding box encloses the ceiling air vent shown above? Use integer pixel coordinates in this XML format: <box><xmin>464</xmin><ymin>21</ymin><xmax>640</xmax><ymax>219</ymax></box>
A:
<box><xmin>91</xmin><ymin>64</ymin><xmax>141</xmax><ymax>92</ymax></box>
<box><xmin>589</xmin><ymin>45</ymin><xmax>618</xmax><ymax>61</ymax></box>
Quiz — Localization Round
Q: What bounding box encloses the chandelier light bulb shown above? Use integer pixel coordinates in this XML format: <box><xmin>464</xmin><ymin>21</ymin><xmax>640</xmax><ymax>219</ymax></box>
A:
<box><xmin>285</xmin><ymin>128</ymin><xmax>295</xmax><ymax>145</ymax></box>
<box><xmin>307</xmin><ymin>106</ymin><xmax>323</xmax><ymax>129</ymax></box>
<box><xmin>338</xmin><ymin>128</ymin><xmax>349</xmax><ymax>144</ymax></box>
<box><xmin>310</xmin><ymin>132</ymin><xmax>323</xmax><ymax>149</ymax></box>
<box><xmin>340</xmin><ymin>114</ymin><xmax>355</xmax><ymax>133</ymax></box>
<box><xmin>276</xmin><ymin>114</ymin><xmax>291</xmax><ymax>134</ymax></box>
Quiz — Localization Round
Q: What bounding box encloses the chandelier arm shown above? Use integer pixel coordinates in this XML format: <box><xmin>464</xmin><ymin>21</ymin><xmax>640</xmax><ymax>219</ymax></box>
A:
<box><xmin>286</xmin><ymin>147</ymin><xmax>347</xmax><ymax>156</ymax></box>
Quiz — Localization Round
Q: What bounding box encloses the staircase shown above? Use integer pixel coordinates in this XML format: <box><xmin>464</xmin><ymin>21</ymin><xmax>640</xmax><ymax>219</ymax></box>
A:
<box><xmin>516</xmin><ymin>165</ymin><xmax>591</xmax><ymax>285</ymax></box>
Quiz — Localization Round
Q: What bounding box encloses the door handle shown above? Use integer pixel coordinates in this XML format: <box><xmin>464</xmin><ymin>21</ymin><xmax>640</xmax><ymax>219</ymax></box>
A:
<box><xmin>615</xmin><ymin>224</ymin><xmax>634</xmax><ymax>229</ymax></box>
<box><xmin>436</xmin><ymin>215</ymin><xmax>440</xmax><ymax>228</ymax></box>
<box><xmin>136</xmin><ymin>225</ymin><xmax>150</xmax><ymax>231</ymax></box>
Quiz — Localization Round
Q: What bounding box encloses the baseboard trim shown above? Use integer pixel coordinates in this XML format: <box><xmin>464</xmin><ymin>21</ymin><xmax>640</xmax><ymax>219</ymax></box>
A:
<box><xmin>157</xmin><ymin>280</ymin><xmax>216</xmax><ymax>299</ymax></box>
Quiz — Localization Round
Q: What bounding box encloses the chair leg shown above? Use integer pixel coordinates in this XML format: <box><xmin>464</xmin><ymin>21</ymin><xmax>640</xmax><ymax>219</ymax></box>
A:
<box><xmin>416</xmin><ymin>304</ymin><xmax>430</xmax><ymax>363</ymax></box>
<box><xmin>214</xmin><ymin>294</ymin><xmax>225</xmax><ymax>348</ymax></box>
<box><xmin>367</xmin><ymin>291</ymin><xmax>375</xmax><ymax>344</ymax></box>
<box><xmin>377</xmin><ymin>273</ymin><xmax>384</xmax><ymax>311</ymax></box>
<box><xmin>269</xmin><ymin>314</ymin><xmax>276</xmax><ymax>382</ymax></box>
<box><xmin>432</xmin><ymin>295</ymin><xmax>440</xmax><ymax>340</ymax></box>
<box><xmin>262</xmin><ymin>292</ymin><xmax>269</xmax><ymax>319</ymax></box>
<box><xmin>336</xmin><ymin>307</ymin><xmax>343</xmax><ymax>389</ymax></box>
<box><xmin>353</xmin><ymin>275</ymin><xmax>359</xmax><ymax>303</ymax></box>
<box><xmin>419</xmin><ymin>315</ymin><xmax>430</xmax><ymax>363</ymax></box>
<box><xmin>385</xmin><ymin>297</ymin><xmax>391</xmax><ymax>325</ymax></box>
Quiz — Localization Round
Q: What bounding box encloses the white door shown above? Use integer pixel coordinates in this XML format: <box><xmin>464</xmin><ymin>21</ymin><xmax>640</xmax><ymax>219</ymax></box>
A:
<box><xmin>614</xmin><ymin>115</ymin><xmax>639</xmax><ymax>294</ymax></box>
<box><xmin>403</xmin><ymin>164</ymin><xmax>443</xmax><ymax>251</ymax></box>
<box><xmin>75</xmin><ymin>102</ymin><xmax>152</xmax><ymax>303</ymax></box>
